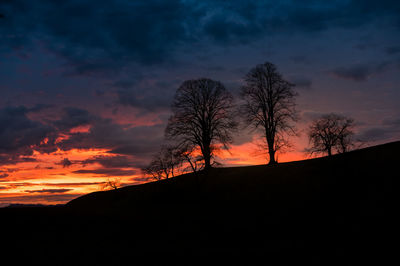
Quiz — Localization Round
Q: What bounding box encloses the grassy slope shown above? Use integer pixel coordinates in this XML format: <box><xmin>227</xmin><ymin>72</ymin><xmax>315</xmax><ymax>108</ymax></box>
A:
<box><xmin>68</xmin><ymin>140</ymin><xmax>397</xmax><ymax>215</ymax></box>
<box><xmin>1</xmin><ymin>141</ymin><xmax>398</xmax><ymax>265</ymax></box>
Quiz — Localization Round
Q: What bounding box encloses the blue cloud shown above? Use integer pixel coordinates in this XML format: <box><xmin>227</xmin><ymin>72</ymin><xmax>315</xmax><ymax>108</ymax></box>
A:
<box><xmin>1</xmin><ymin>0</ymin><xmax>399</xmax><ymax>77</ymax></box>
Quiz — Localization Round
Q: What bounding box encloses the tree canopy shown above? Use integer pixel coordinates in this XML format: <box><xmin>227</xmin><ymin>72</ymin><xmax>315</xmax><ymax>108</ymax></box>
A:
<box><xmin>241</xmin><ymin>62</ymin><xmax>298</xmax><ymax>164</ymax></box>
<box><xmin>165</xmin><ymin>78</ymin><xmax>237</xmax><ymax>170</ymax></box>
<box><xmin>307</xmin><ymin>113</ymin><xmax>355</xmax><ymax>156</ymax></box>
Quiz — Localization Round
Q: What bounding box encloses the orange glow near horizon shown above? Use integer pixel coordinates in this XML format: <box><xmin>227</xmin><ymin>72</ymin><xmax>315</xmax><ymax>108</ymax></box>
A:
<box><xmin>0</xmin><ymin>148</ymin><xmax>143</xmax><ymax>206</ymax></box>
<box><xmin>0</xmin><ymin>141</ymin><xmax>307</xmax><ymax>207</ymax></box>
<box><xmin>219</xmin><ymin>141</ymin><xmax>306</xmax><ymax>166</ymax></box>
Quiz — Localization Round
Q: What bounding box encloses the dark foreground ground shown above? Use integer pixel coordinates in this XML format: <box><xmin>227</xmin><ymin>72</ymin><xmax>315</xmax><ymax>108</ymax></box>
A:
<box><xmin>1</xmin><ymin>142</ymin><xmax>398</xmax><ymax>265</ymax></box>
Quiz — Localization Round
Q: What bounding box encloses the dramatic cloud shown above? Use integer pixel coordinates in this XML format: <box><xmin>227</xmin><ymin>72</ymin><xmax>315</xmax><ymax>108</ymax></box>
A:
<box><xmin>1</xmin><ymin>0</ymin><xmax>399</xmax><ymax>76</ymax></box>
<box><xmin>331</xmin><ymin>62</ymin><xmax>391</xmax><ymax>81</ymax></box>
<box><xmin>57</xmin><ymin>114</ymin><xmax>165</xmax><ymax>158</ymax></box>
<box><xmin>0</xmin><ymin>0</ymin><xmax>189</xmax><ymax>75</ymax></box>
<box><xmin>116</xmin><ymin>80</ymin><xmax>177</xmax><ymax>111</ymax></box>
<box><xmin>54</xmin><ymin>107</ymin><xmax>92</xmax><ymax>131</ymax></box>
<box><xmin>384</xmin><ymin>46</ymin><xmax>400</xmax><ymax>55</ymax></box>
<box><xmin>331</xmin><ymin>65</ymin><xmax>372</xmax><ymax>81</ymax></box>
<box><xmin>289</xmin><ymin>76</ymin><xmax>312</xmax><ymax>90</ymax></box>
<box><xmin>358</xmin><ymin>128</ymin><xmax>389</xmax><ymax>142</ymax></box>
<box><xmin>0</xmin><ymin>155</ymin><xmax>37</xmax><ymax>166</ymax></box>
<box><xmin>383</xmin><ymin>118</ymin><xmax>400</xmax><ymax>126</ymax></box>
<box><xmin>40</xmin><ymin>182</ymin><xmax>103</xmax><ymax>187</ymax></box>
<box><xmin>0</xmin><ymin>104</ymin><xmax>164</xmax><ymax>169</ymax></box>
<box><xmin>0</xmin><ymin>173</ymin><xmax>9</xmax><ymax>178</ymax></box>
<box><xmin>0</xmin><ymin>194</ymin><xmax>82</xmax><ymax>205</ymax></box>
<box><xmin>0</xmin><ymin>105</ymin><xmax>88</xmax><ymax>163</ymax></box>
<box><xmin>59</xmin><ymin>158</ymin><xmax>72</xmax><ymax>168</ymax></box>
<box><xmin>358</xmin><ymin>119</ymin><xmax>400</xmax><ymax>142</ymax></box>
<box><xmin>73</xmin><ymin>168</ymin><xmax>138</xmax><ymax>177</ymax></box>
<box><xmin>0</xmin><ymin>0</ymin><xmax>399</xmax><ymax>206</ymax></box>
<box><xmin>80</xmin><ymin>155</ymin><xmax>141</xmax><ymax>169</ymax></box>
<box><xmin>0</xmin><ymin>106</ymin><xmax>53</xmax><ymax>160</ymax></box>
<box><xmin>25</xmin><ymin>189</ymin><xmax>73</xmax><ymax>194</ymax></box>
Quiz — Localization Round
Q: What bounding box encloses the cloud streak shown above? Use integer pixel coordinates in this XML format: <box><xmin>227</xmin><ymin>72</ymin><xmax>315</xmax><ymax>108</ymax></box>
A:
<box><xmin>331</xmin><ymin>62</ymin><xmax>391</xmax><ymax>81</ymax></box>
<box><xmin>1</xmin><ymin>0</ymin><xmax>399</xmax><ymax>77</ymax></box>
<box><xmin>24</xmin><ymin>188</ymin><xmax>73</xmax><ymax>194</ymax></box>
<box><xmin>0</xmin><ymin>105</ymin><xmax>164</xmax><ymax>167</ymax></box>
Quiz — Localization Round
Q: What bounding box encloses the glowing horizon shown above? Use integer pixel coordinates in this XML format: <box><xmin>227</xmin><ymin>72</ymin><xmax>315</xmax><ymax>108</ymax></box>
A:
<box><xmin>1</xmin><ymin>1</ymin><xmax>400</xmax><ymax>206</ymax></box>
<box><xmin>0</xmin><ymin>139</ymin><xmax>309</xmax><ymax>206</ymax></box>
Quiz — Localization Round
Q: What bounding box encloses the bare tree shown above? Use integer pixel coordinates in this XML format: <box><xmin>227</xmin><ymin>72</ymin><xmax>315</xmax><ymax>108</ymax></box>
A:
<box><xmin>173</xmin><ymin>144</ymin><xmax>204</xmax><ymax>174</ymax></box>
<box><xmin>165</xmin><ymin>78</ymin><xmax>237</xmax><ymax>170</ymax></box>
<box><xmin>241</xmin><ymin>62</ymin><xmax>298</xmax><ymax>164</ymax></box>
<box><xmin>307</xmin><ymin>113</ymin><xmax>355</xmax><ymax>156</ymax></box>
<box><xmin>101</xmin><ymin>177</ymin><xmax>121</xmax><ymax>190</ymax></box>
<box><xmin>142</xmin><ymin>145</ymin><xmax>182</xmax><ymax>180</ymax></box>
<box><xmin>142</xmin><ymin>162</ymin><xmax>163</xmax><ymax>181</ymax></box>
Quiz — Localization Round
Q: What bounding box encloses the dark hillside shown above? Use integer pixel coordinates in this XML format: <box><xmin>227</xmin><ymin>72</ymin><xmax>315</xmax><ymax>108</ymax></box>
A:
<box><xmin>68</xmin><ymin>141</ymin><xmax>397</xmax><ymax>217</ymax></box>
<box><xmin>1</xmin><ymin>141</ymin><xmax>398</xmax><ymax>265</ymax></box>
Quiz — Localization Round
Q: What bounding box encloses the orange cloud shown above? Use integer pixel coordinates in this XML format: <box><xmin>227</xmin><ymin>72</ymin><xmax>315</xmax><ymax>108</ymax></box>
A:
<box><xmin>0</xmin><ymin>134</ymin><xmax>308</xmax><ymax>206</ymax></box>
<box><xmin>0</xmin><ymin>148</ymin><xmax>143</xmax><ymax>206</ymax></box>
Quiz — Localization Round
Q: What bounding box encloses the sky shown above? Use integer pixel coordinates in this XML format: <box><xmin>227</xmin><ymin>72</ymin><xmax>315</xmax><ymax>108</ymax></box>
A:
<box><xmin>1</xmin><ymin>0</ymin><xmax>400</xmax><ymax>206</ymax></box>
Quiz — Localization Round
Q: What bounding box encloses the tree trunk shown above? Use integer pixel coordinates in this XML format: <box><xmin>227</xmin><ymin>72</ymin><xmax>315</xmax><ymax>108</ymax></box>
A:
<box><xmin>203</xmin><ymin>145</ymin><xmax>211</xmax><ymax>170</ymax></box>
<box><xmin>266</xmin><ymin>135</ymin><xmax>277</xmax><ymax>165</ymax></box>
<box><xmin>327</xmin><ymin>147</ymin><xmax>332</xmax><ymax>156</ymax></box>
<box><xmin>268</xmin><ymin>147</ymin><xmax>277</xmax><ymax>164</ymax></box>
<box><xmin>204</xmin><ymin>154</ymin><xmax>211</xmax><ymax>170</ymax></box>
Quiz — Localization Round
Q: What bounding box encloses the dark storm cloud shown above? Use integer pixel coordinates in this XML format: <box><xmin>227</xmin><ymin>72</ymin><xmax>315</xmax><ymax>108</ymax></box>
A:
<box><xmin>331</xmin><ymin>62</ymin><xmax>391</xmax><ymax>81</ymax></box>
<box><xmin>201</xmin><ymin>0</ymin><xmax>400</xmax><ymax>43</ymax></box>
<box><xmin>358</xmin><ymin>117</ymin><xmax>400</xmax><ymax>142</ymax></box>
<box><xmin>0</xmin><ymin>106</ymin><xmax>53</xmax><ymax>160</ymax></box>
<box><xmin>24</xmin><ymin>189</ymin><xmax>73</xmax><ymax>194</ymax></box>
<box><xmin>331</xmin><ymin>65</ymin><xmax>371</xmax><ymax>81</ymax></box>
<box><xmin>382</xmin><ymin>118</ymin><xmax>400</xmax><ymax>126</ymax></box>
<box><xmin>203</xmin><ymin>12</ymin><xmax>261</xmax><ymax>44</ymax></box>
<box><xmin>301</xmin><ymin>111</ymin><xmax>329</xmax><ymax>122</ymax></box>
<box><xmin>73</xmin><ymin>168</ymin><xmax>138</xmax><ymax>177</ymax></box>
<box><xmin>35</xmin><ymin>165</ymin><xmax>54</xmax><ymax>170</ymax></box>
<box><xmin>0</xmin><ymin>105</ymin><xmax>164</xmax><ymax>167</ymax></box>
<box><xmin>0</xmin><ymin>0</ymin><xmax>188</xmax><ymax>75</ymax></box>
<box><xmin>0</xmin><ymin>172</ymin><xmax>9</xmax><ymax>178</ymax></box>
<box><xmin>58</xmin><ymin>158</ymin><xmax>72</xmax><ymax>168</ymax></box>
<box><xmin>53</xmin><ymin>107</ymin><xmax>165</xmax><ymax>159</ymax></box>
<box><xmin>53</xmin><ymin>107</ymin><xmax>92</xmax><ymax>131</ymax></box>
<box><xmin>358</xmin><ymin>128</ymin><xmax>389</xmax><ymax>142</ymax></box>
<box><xmin>384</xmin><ymin>46</ymin><xmax>400</xmax><ymax>55</ymax></box>
<box><xmin>1</xmin><ymin>194</ymin><xmax>81</xmax><ymax>204</ymax></box>
<box><xmin>116</xmin><ymin>81</ymin><xmax>177</xmax><ymax>111</ymax></box>
<box><xmin>0</xmin><ymin>155</ymin><xmax>37</xmax><ymax>166</ymax></box>
<box><xmin>57</xmin><ymin>114</ymin><xmax>165</xmax><ymax>158</ymax></box>
<box><xmin>290</xmin><ymin>56</ymin><xmax>312</xmax><ymax>65</ymax></box>
<box><xmin>1</xmin><ymin>1</ymin><xmax>399</xmax><ymax>76</ymax></box>
<box><xmin>1</xmin><ymin>182</ymin><xmax>102</xmax><ymax>188</ymax></box>
<box><xmin>289</xmin><ymin>76</ymin><xmax>312</xmax><ymax>90</ymax></box>
<box><xmin>80</xmin><ymin>155</ymin><xmax>140</xmax><ymax>169</ymax></box>
<box><xmin>26</xmin><ymin>104</ymin><xmax>54</xmax><ymax>113</ymax></box>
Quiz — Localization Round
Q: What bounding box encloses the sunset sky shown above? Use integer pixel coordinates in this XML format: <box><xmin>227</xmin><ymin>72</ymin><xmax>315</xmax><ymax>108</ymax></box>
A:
<box><xmin>1</xmin><ymin>0</ymin><xmax>400</xmax><ymax>206</ymax></box>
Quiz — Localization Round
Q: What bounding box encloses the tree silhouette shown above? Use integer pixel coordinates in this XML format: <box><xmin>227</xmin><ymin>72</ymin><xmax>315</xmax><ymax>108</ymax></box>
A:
<box><xmin>307</xmin><ymin>113</ymin><xmax>355</xmax><ymax>156</ymax></box>
<box><xmin>101</xmin><ymin>177</ymin><xmax>121</xmax><ymax>190</ymax></box>
<box><xmin>142</xmin><ymin>145</ymin><xmax>182</xmax><ymax>180</ymax></box>
<box><xmin>165</xmin><ymin>78</ymin><xmax>237</xmax><ymax>170</ymax></box>
<box><xmin>241</xmin><ymin>62</ymin><xmax>298</xmax><ymax>164</ymax></box>
<box><xmin>173</xmin><ymin>144</ymin><xmax>204</xmax><ymax>174</ymax></box>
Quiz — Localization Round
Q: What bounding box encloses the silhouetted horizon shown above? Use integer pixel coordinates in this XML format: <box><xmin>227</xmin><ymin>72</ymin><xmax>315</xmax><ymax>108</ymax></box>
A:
<box><xmin>1</xmin><ymin>0</ymin><xmax>399</xmax><ymax>205</ymax></box>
